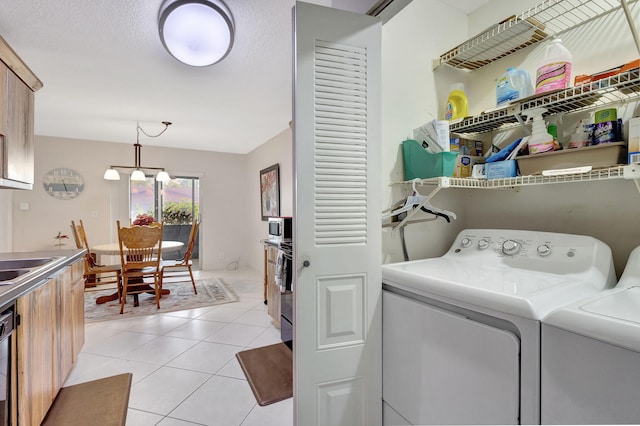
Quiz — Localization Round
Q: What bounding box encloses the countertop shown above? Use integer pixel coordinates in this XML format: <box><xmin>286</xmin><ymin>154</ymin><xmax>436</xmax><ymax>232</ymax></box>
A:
<box><xmin>0</xmin><ymin>249</ymin><xmax>85</xmax><ymax>308</ymax></box>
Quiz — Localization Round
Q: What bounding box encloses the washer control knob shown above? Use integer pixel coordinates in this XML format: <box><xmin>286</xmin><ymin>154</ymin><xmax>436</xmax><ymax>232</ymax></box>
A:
<box><xmin>502</xmin><ymin>239</ymin><xmax>522</xmax><ymax>256</ymax></box>
<box><xmin>477</xmin><ymin>239</ymin><xmax>490</xmax><ymax>250</ymax></box>
<box><xmin>461</xmin><ymin>237</ymin><xmax>472</xmax><ymax>248</ymax></box>
<box><xmin>537</xmin><ymin>244</ymin><xmax>551</xmax><ymax>257</ymax></box>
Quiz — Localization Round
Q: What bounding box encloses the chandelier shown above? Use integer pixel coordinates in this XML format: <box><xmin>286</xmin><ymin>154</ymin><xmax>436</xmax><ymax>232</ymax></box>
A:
<box><xmin>103</xmin><ymin>121</ymin><xmax>172</xmax><ymax>182</ymax></box>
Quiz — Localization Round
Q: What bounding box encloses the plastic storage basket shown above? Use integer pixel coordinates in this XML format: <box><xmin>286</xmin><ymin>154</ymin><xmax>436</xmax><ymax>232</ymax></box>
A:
<box><xmin>402</xmin><ymin>139</ymin><xmax>457</xmax><ymax>180</ymax></box>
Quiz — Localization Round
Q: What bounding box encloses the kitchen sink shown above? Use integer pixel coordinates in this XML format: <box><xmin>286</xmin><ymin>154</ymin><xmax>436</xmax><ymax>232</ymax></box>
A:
<box><xmin>0</xmin><ymin>257</ymin><xmax>57</xmax><ymax>270</ymax></box>
<box><xmin>0</xmin><ymin>269</ymin><xmax>30</xmax><ymax>282</ymax></box>
<box><xmin>0</xmin><ymin>256</ymin><xmax>62</xmax><ymax>285</ymax></box>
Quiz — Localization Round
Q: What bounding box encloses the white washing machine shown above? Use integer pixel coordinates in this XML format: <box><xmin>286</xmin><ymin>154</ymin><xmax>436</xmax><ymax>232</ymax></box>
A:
<box><xmin>382</xmin><ymin>229</ymin><xmax>616</xmax><ymax>425</ymax></box>
<box><xmin>541</xmin><ymin>245</ymin><xmax>640</xmax><ymax>424</ymax></box>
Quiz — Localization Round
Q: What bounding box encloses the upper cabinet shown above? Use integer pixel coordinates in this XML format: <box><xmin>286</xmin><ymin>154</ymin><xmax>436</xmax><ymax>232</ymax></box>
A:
<box><xmin>0</xmin><ymin>35</ymin><xmax>43</xmax><ymax>190</ymax></box>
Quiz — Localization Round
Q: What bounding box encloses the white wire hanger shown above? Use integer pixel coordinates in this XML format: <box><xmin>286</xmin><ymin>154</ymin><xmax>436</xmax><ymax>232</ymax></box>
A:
<box><xmin>382</xmin><ymin>178</ymin><xmax>456</xmax><ymax>224</ymax></box>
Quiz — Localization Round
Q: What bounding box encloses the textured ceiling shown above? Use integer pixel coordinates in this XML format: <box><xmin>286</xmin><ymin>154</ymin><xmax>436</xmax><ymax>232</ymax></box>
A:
<box><xmin>0</xmin><ymin>0</ymin><xmax>489</xmax><ymax>154</ymax></box>
<box><xmin>1</xmin><ymin>0</ymin><xmax>304</xmax><ymax>154</ymax></box>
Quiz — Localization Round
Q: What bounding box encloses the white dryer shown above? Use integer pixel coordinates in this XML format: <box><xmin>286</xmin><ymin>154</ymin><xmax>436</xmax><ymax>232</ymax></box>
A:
<box><xmin>541</xmin><ymin>245</ymin><xmax>640</xmax><ymax>424</ymax></box>
<box><xmin>382</xmin><ymin>229</ymin><xmax>616</xmax><ymax>425</ymax></box>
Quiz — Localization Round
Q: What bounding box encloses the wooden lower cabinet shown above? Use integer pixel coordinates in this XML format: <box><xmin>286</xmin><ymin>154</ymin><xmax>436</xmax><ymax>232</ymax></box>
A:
<box><xmin>14</xmin><ymin>258</ymin><xmax>84</xmax><ymax>426</ymax></box>
<box><xmin>70</xmin><ymin>261</ymin><xmax>85</xmax><ymax>363</ymax></box>
<box><xmin>265</xmin><ymin>244</ymin><xmax>281</xmax><ymax>328</ymax></box>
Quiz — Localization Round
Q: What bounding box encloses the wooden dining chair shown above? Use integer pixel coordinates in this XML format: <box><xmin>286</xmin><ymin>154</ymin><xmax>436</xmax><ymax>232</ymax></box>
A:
<box><xmin>159</xmin><ymin>220</ymin><xmax>199</xmax><ymax>294</ymax></box>
<box><xmin>70</xmin><ymin>220</ymin><xmax>83</xmax><ymax>249</ymax></box>
<box><xmin>117</xmin><ymin>220</ymin><xmax>163</xmax><ymax>314</ymax></box>
<box><xmin>74</xmin><ymin>220</ymin><xmax>121</xmax><ymax>291</ymax></box>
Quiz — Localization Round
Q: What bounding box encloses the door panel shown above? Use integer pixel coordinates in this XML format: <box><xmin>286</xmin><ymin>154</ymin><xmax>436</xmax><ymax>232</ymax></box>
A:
<box><xmin>383</xmin><ymin>291</ymin><xmax>520</xmax><ymax>425</ymax></box>
<box><xmin>293</xmin><ymin>3</ymin><xmax>381</xmax><ymax>425</ymax></box>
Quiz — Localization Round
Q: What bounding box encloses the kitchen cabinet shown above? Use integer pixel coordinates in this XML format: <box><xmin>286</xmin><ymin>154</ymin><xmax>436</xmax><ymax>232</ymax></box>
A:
<box><xmin>14</xmin><ymin>258</ymin><xmax>84</xmax><ymax>426</ymax></box>
<box><xmin>0</xmin><ymin>63</ymin><xmax>6</xmax><ymax>138</ymax></box>
<box><xmin>70</xmin><ymin>260</ymin><xmax>85</xmax><ymax>363</ymax></box>
<box><xmin>264</xmin><ymin>243</ymin><xmax>280</xmax><ymax>328</ymax></box>
<box><xmin>0</xmin><ymin>35</ymin><xmax>43</xmax><ymax>190</ymax></box>
<box><xmin>4</xmin><ymin>69</ymin><xmax>34</xmax><ymax>186</ymax></box>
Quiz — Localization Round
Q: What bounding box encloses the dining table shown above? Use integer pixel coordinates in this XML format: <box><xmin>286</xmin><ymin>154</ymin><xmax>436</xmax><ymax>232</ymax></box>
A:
<box><xmin>92</xmin><ymin>240</ymin><xmax>184</xmax><ymax>257</ymax></box>
<box><xmin>91</xmin><ymin>240</ymin><xmax>184</xmax><ymax>305</ymax></box>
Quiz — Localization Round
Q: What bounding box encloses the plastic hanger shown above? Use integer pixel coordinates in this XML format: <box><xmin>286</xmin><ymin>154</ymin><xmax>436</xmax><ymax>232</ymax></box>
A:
<box><xmin>381</xmin><ymin>179</ymin><xmax>425</xmax><ymax>220</ymax></box>
<box><xmin>382</xmin><ymin>179</ymin><xmax>457</xmax><ymax>223</ymax></box>
<box><xmin>420</xmin><ymin>203</ymin><xmax>456</xmax><ymax>222</ymax></box>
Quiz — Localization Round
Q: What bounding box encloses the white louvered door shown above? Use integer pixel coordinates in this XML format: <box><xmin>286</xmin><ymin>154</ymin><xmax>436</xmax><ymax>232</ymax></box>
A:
<box><xmin>293</xmin><ymin>3</ymin><xmax>381</xmax><ymax>425</ymax></box>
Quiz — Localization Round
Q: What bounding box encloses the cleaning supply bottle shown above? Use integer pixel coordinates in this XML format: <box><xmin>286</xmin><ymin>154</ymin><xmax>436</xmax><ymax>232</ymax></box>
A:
<box><xmin>527</xmin><ymin>107</ymin><xmax>555</xmax><ymax>154</ymax></box>
<box><xmin>568</xmin><ymin>120</ymin><xmax>591</xmax><ymax>148</ymax></box>
<box><xmin>445</xmin><ymin>83</ymin><xmax>468</xmax><ymax>121</ymax></box>
<box><xmin>547</xmin><ymin>123</ymin><xmax>562</xmax><ymax>150</ymax></box>
<box><xmin>496</xmin><ymin>67</ymin><xmax>533</xmax><ymax>106</ymax></box>
<box><xmin>535</xmin><ymin>38</ymin><xmax>572</xmax><ymax>94</ymax></box>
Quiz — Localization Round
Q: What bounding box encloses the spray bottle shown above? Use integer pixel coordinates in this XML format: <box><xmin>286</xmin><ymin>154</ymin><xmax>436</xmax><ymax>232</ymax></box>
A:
<box><xmin>526</xmin><ymin>107</ymin><xmax>555</xmax><ymax>154</ymax></box>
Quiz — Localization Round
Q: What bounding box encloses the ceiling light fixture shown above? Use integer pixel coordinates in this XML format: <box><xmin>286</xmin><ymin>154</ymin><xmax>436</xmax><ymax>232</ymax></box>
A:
<box><xmin>158</xmin><ymin>0</ymin><xmax>234</xmax><ymax>67</ymax></box>
<box><xmin>104</xmin><ymin>121</ymin><xmax>173</xmax><ymax>182</ymax></box>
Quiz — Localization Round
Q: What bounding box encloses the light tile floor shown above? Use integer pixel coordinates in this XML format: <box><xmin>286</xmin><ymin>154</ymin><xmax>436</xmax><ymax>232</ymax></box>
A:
<box><xmin>65</xmin><ymin>269</ymin><xmax>293</xmax><ymax>426</ymax></box>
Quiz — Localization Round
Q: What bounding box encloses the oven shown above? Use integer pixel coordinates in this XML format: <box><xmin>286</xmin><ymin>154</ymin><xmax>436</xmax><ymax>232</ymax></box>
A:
<box><xmin>277</xmin><ymin>241</ymin><xmax>293</xmax><ymax>348</ymax></box>
<box><xmin>0</xmin><ymin>304</ymin><xmax>14</xmax><ymax>426</ymax></box>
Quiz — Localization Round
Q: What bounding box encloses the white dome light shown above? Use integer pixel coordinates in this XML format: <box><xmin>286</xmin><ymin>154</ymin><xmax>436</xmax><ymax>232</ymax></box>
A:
<box><xmin>159</xmin><ymin>0</ymin><xmax>234</xmax><ymax>67</ymax></box>
<box><xmin>130</xmin><ymin>170</ymin><xmax>147</xmax><ymax>181</ymax></box>
<box><xmin>103</xmin><ymin>168</ymin><xmax>121</xmax><ymax>180</ymax></box>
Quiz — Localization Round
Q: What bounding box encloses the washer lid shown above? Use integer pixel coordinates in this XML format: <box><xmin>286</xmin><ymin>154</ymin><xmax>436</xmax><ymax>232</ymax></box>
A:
<box><xmin>382</xmin><ymin>257</ymin><xmax>607</xmax><ymax>320</ymax></box>
<box><xmin>544</xmin><ymin>287</ymin><xmax>640</xmax><ymax>352</ymax></box>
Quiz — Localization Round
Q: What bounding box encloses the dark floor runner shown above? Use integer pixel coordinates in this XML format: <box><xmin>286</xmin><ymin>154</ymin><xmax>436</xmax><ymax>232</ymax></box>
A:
<box><xmin>42</xmin><ymin>373</ymin><xmax>132</xmax><ymax>426</ymax></box>
<box><xmin>236</xmin><ymin>342</ymin><xmax>293</xmax><ymax>406</ymax></box>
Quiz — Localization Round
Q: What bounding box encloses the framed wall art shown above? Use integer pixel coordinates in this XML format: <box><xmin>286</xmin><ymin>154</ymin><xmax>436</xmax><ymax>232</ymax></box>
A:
<box><xmin>260</xmin><ymin>163</ymin><xmax>280</xmax><ymax>220</ymax></box>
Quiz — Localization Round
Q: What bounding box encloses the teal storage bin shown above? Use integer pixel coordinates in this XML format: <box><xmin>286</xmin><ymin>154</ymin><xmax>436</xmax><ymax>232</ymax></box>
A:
<box><xmin>402</xmin><ymin>139</ymin><xmax>457</xmax><ymax>180</ymax></box>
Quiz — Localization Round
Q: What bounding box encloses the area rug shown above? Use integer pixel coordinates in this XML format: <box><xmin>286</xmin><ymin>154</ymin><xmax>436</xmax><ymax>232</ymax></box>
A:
<box><xmin>236</xmin><ymin>342</ymin><xmax>293</xmax><ymax>406</ymax></box>
<box><xmin>84</xmin><ymin>278</ymin><xmax>239</xmax><ymax>323</ymax></box>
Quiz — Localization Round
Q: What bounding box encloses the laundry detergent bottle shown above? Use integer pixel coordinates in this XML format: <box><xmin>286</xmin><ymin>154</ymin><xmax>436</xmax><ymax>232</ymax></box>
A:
<box><xmin>527</xmin><ymin>107</ymin><xmax>555</xmax><ymax>154</ymax></box>
<box><xmin>535</xmin><ymin>38</ymin><xmax>572</xmax><ymax>94</ymax></box>
<box><xmin>496</xmin><ymin>67</ymin><xmax>533</xmax><ymax>106</ymax></box>
<box><xmin>445</xmin><ymin>83</ymin><xmax>468</xmax><ymax>121</ymax></box>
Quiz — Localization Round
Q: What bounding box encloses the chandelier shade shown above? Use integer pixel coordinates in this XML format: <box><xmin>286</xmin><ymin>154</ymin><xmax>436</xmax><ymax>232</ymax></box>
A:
<box><xmin>158</xmin><ymin>0</ymin><xmax>234</xmax><ymax>67</ymax></box>
<box><xmin>155</xmin><ymin>171</ymin><xmax>171</xmax><ymax>182</ymax></box>
<box><xmin>130</xmin><ymin>170</ymin><xmax>147</xmax><ymax>181</ymax></box>
<box><xmin>103</xmin><ymin>168</ymin><xmax>120</xmax><ymax>181</ymax></box>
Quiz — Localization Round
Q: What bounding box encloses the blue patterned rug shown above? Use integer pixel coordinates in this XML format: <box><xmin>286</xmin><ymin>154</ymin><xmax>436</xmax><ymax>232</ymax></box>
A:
<box><xmin>84</xmin><ymin>277</ymin><xmax>238</xmax><ymax>322</ymax></box>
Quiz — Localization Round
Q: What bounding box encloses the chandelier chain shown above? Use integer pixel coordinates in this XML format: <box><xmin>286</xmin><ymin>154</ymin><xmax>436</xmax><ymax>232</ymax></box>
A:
<box><xmin>137</xmin><ymin>121</ymin><xmax>172</xmax><ymax>141</ymax></box>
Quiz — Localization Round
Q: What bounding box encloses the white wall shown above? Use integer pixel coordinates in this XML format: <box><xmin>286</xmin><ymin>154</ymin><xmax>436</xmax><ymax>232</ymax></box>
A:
<box><xmin>381</xmin><ymin>0</ymin><xmax>472</xmax><ymax>263</ymax></box>
<box><xmin>381</xmin><ymin>0</ymin><xmax>640</xmax><ymax>274</ymax></box>
<box><xmin>0</xmin><ymin>191</ymin><xmax>12</xmax><ymax>252</ymax></box>
<box><xmin>245</xmin><ymin>128</ymin><xmax>293</xmax><ymax>271</ymax></box>
<box><xmin>10</xmin><ymin>135</ymin><xmax>252</xmax><ymax>271</ymax></box>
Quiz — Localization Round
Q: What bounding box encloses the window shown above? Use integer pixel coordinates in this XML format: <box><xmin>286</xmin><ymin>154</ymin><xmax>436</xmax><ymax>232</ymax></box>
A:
<box><xmin>130</xmin><ymin>175</ymin><xmax>200</xmax><ymax>267</ymax></box>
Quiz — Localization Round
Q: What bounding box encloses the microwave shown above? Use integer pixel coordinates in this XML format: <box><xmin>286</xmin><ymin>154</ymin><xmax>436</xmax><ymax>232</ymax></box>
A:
<box><xmin>268</xmin><ymin>217</ymin><xmax>292</xmax><ymax>242</ymax></box>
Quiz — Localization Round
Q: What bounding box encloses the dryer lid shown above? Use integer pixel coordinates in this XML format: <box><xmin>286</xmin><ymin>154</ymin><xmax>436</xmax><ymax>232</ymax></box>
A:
<box><xmin>581</xmin><ymin>287</ymin><xmax>640</xmax><ymax>324</ymax></box>
<box><xmin>544</xmin><ymin>287</ymin><xmax>640</xmax><ymax>352</ymax></box>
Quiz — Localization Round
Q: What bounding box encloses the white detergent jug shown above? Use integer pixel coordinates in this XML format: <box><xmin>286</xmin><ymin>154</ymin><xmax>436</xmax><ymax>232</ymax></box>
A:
<box><xmin>535</xmin><ymin>38</ymin><xmax>572</xmax><ymax>94</ymax></box>
<box><xmin>496</xmin><ymin>67</ymin><xmax>533</xmax><ymax>106</ymax></box>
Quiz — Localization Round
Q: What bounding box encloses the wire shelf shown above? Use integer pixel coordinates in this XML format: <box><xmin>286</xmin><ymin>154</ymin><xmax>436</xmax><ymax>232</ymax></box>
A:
<box><xmin>436</xmin><ymin>0</ymin><xmax>637</xmax><ymax>71</ymax></box>
<box><xmin>449</xmin><ymin>67</ymin><xmax>640</xmax><ymax>135</ymax></box>
<box><xmin>391</xmin><ymin>165</ymin><xmax>630</xmax><ymax>189</ymax></box>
